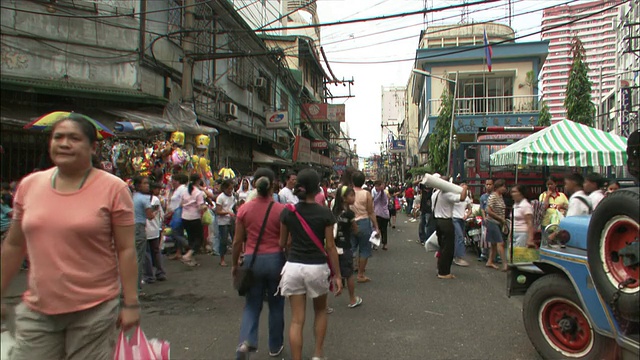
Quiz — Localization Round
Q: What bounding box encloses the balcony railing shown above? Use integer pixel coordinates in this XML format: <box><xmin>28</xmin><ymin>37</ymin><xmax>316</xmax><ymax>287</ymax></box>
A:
<box><xmin>428</xmin><ymin>95</ymin><xmax>539</xmax><ymax>117</ymax></box>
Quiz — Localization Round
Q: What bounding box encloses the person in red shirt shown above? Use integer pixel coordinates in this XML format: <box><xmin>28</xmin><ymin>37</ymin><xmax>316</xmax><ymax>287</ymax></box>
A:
<box><xmin>404</xmin><ymin>184</ymin><xmax>415</xmax><ymax>215</ymax></box>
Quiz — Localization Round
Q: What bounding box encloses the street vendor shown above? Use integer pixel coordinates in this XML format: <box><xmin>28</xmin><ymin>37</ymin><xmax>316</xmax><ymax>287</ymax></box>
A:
<box><xmin>538</xmin><ymin>176</ymin><xmax>568</xmax><ymax>229</ymax></box>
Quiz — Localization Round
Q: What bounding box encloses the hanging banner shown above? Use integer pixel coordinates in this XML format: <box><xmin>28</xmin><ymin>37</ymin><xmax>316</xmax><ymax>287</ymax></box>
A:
<box><xmin>265</xmin><ymin>111</ymin><xmax>289</xmax><ymax>129</ymax></box>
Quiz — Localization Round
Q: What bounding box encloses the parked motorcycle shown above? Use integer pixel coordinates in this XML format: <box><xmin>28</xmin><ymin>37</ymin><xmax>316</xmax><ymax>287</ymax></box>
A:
<box><xmin>464</xmin><ymin>215</ymin><xmax>483</xmax><ymax>256</ymax></box>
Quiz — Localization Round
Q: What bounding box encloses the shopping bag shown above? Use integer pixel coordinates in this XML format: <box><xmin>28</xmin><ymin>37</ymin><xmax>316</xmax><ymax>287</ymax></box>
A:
<box><xmin>148</xmin><ymin>338</ymin><xmax>170</xmax><ymax>360</ymax></box>
<box><xmin>369</xmin><ymin>230</ymin><xmax>381</xmax><ymax>247</ymax></box>
<box><xmin>114</xmin><ymin>326</ymin><xmax>169</xmax><ymax>360</ymax></box>
<box><xmin>201</xmin><ymin>208</ymin><xmax>214</xmax><ymax>225</ymax></box>
<box><xmin>424</xmin><ymin>232</ymin><xmax>439</xmax><ymax>252</ymax></box>
<box><xmin>1</xmin><ymin>330</ymin><xmax>15</xmax><ymax>360</ymax></box>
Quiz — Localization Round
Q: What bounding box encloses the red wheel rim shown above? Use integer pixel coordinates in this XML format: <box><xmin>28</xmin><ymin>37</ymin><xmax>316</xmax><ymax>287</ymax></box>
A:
<box><xmin>602</xmin><ymin>216</ymin><xmax>639</xmax><ymax>292</ymax></box>
<box><xmin>540</xmin><ymin>298</ymin><xmax>593</xmax><ymax>357</ymax></box>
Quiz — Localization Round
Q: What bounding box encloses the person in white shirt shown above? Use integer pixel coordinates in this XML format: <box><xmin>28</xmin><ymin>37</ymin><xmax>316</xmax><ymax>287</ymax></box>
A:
<box><xmin>431</xmin><ymin>177</ymin><xmax>468</xmax><ymax>279</ymax></box>
<box><xmin>584</xmin><ymin>173</ymin><xmax>606</xmax><ymax>210</ymax></box>
<box><xmin>166</xmin><ymin>173</ymin><xmax>189</xmax><ymax>260</ymax></box>
<box><xmin>144</xmin><ymin>182</ymin><xmax>166</xmax><ymax>283</ymax></box>
<box><xmin>278</xmin><ymin>172</ymin><xmax>298</xmax><ymax>205</ymax></box>
<box><xmin>215</xmin><ymin>179</ymin><xmax>237</xmax><ymax>266</ymax></box>
<box><xmin>564</xmin><ymin>173</ymin><xmax>592</xmax><ymax>217</ymax></box>
<box><xmin>452</xmin><ymin>182</ymin><xmax>472</xmax><ymax>267</ymax></box>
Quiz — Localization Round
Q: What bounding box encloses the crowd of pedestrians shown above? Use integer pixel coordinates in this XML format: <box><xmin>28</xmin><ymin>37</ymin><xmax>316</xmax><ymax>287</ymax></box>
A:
<box><xmin>0</xmin><ymin>114</ymin><xmax>626</xmax><ymax>360</ymax></box>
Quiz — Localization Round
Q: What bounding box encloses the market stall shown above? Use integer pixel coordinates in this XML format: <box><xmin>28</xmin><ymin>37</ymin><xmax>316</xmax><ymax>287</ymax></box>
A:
<box><xmin>490</xmin><ymin>119</ymin><xmax>628</xmax><ymax>172</ymax></box>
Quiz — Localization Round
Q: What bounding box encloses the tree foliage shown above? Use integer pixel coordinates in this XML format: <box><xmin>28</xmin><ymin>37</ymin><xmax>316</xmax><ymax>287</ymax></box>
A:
<box><xmin>408</xmin><ymin>165</ymin><xmax>432</xmax><ymax>177</ymax></box>
<box><xmin>564</xmin><ymin>37</ymin><xmax>595</xmax><ymax>126</ymax></box>
<box><xmin>538</xmin><ymin>100</ymin><xmax>552</xmax><ymax>126</ymax></box>
<box><xmin>427</xmin><ymin>88</ymin><xmax>454</xmax><ymax>175</ymax></box>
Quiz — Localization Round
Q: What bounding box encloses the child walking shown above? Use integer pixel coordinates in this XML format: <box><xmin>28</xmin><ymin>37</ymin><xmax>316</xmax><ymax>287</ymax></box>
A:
<box><xmin>332</xmin><ymin>185</ymin><xmax>363</xmax><ymax>308</ymax></box>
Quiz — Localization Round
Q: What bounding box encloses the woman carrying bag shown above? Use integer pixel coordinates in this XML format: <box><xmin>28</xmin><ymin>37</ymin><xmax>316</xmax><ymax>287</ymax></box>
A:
<box><xmin>231</xmin><ymin>168</ymin><xmax>286</xmax><ymax>359</ymax></box>
<box><xmin>278</xmin><ymin>169</ymin><xmax>343</xmax><ymax>360</ymax></box>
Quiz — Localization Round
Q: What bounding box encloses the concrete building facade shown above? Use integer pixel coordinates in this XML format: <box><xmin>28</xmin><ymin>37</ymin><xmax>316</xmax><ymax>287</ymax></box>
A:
<box><xmin>540</xmin><ymin>0</ymin><xmax>622</xmax><ymax>122</ymax></box>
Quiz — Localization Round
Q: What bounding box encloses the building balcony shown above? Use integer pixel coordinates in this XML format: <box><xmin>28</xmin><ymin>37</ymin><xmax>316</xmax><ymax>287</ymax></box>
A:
<box><xmin>428</xmin><ymin>94</ymin><xmax>539</xmax><ymax>118</ymax></box>
<box><xmin>418</xmin><ymin>94</ymin><xmax>540</xmax><ymax>151</ymax></box>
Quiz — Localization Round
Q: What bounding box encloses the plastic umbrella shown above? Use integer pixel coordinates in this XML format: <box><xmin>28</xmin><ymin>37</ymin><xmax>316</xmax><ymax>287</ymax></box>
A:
<box><xmin>218</xmin><ymin>167</ymin><xmax>236</xmax><ymax>179</ymax></box>
<box><xmin>24</xmin><ymin>111</ymin><xmax>115</xmax><ymax>140</ymax></box>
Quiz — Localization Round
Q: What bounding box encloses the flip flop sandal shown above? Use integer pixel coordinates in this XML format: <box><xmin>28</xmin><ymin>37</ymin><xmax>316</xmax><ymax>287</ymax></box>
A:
<box><xmin>348</xmin><ymin>297</ymin><xmax>363</xmax><ymax>308</ymax></box>
<box><xmin>357</xmin><ymin>277</ymin><xmax>371</xmax><ymax>283</ymax></box>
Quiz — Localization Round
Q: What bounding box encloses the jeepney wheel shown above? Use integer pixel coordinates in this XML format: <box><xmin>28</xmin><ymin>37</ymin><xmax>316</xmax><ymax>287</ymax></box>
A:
<box><xmin>523</xmin><ymin>274</ymin><xmax>614</xmax><ymax>360</ymax></box>
<box><xmin>587</xmin><ymin>188</ymin><xmax>639</xmax><ymax>322</ymax></box>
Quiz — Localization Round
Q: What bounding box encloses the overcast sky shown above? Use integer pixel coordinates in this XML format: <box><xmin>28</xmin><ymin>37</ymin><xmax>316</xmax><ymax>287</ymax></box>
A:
<box><xmin>316</xmin><ymin>0</ymin><xmax>573</xmax><ymax>158</ymax></box>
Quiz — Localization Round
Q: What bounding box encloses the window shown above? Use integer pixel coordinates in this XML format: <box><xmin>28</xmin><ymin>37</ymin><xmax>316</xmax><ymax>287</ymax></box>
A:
<box><xmin>456</xmin><ymin>76</ymin><xmax>514</xmax><ymax>114</ymax></box>
<box><xmin>280</xmin><ymin>91</ymin><xmax>289</xmax><ymax>111</ymax></box>
<box><xmin>167</xmin><ymin>0</ymin><xmax>183</xmax><ymax>44</ymax></box>
<box><xmin>228</xmin><ymin>42</ymin><xmax>251</xmax><ymax>88</ymax></box>
<box><xmin>256</xmin><ymin>71</ymin><xmax>273</xmax><ymax>106</ymax></box>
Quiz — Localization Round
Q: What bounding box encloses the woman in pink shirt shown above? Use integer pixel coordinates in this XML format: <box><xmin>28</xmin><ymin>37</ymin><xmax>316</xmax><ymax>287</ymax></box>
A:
<box><xmin>0</xmin><ymin>115</ymin><xmax>139</xmax><ymax>360</ymax></box>
<box><xmin>231</xmin><ymin>168</ymin><xmax>286</xmax><ymax>359</ymax></box>
<box><xmin>180</xmin><ymin>174</ymin><xmax>207</xmax><ymax>266</ymax></box>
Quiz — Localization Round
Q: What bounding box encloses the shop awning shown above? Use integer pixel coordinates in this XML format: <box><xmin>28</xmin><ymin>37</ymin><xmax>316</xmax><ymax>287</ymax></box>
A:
<box><xmin>252</xmin><ymin>151</ymin><xmax>292</xmax><ymax>166</ymax></box>
<box><xmin>107</xmin><ymin>109</ymin><xmax>218</xmax><ymax>135</ymax></box>
<box><xmin>490</xmin><ymin>120</ymin><xmax>628</xmax><ymax>167</ymax></box>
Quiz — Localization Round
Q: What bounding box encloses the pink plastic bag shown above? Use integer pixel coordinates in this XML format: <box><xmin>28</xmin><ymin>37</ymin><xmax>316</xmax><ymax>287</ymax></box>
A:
<box><xmin>114</xmin><ymin>327</ymin><xmax>170</xmax><ymax>360</ymax></box>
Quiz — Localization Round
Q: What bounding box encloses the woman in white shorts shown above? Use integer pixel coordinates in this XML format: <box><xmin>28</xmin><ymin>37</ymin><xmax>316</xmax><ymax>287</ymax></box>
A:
<box><xmin>279</xmin><ymin>169</ymin><xmax>343</xmax><ymax>360</ymax></box>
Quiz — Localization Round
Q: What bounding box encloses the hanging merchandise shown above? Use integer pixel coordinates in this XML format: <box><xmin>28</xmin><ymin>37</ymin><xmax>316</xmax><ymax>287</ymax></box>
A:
<box><xmin>195</xmin><ymin>134</ymin><xmax>210</xmax><ymax>149</ymax></box>
<box><xmin>170</xmin><ymin>131</ymin><xmax>185</xmax><ymax>146</ymax></box>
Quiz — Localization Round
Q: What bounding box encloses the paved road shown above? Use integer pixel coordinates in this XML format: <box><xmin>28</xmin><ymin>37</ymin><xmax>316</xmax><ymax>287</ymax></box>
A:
<box><xmin>4</xmin><ymin>215</ymin><xmax>542</xmax><ymax>360</ymax></box>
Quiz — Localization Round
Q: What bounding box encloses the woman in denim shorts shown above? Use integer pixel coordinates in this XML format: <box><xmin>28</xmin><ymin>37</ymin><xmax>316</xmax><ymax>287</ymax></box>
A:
<box><xmin>279</xmin><ymin>169</ymin><xmax>343</xmax><ymax>360</ymax></box>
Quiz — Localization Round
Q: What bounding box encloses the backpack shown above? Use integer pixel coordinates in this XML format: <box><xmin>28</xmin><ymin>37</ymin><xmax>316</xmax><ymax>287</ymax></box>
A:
<box><xmin>573</xmin><ymin>195</ymin><xmax>593</xmax><ymax>215</ymax></box>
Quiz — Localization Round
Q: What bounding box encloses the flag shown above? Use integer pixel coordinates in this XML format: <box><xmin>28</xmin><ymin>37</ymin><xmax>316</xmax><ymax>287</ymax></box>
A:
<box><xmin>483</xmin><ymin>28</ymin><xmax>493</xmax><ymax>72</ymax></box>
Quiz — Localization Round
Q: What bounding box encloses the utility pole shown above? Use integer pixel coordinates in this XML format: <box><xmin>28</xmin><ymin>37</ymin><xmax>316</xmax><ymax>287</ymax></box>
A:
<box><xmin>182</xmin><ymin>0</ymin><xmax>196</xmax><ymax>104</ymax></box>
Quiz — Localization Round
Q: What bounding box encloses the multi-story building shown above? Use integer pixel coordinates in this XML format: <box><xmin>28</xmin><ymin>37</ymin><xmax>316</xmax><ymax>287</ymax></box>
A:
<box><xmin>381</xmin><ymin>85</ymin><xmax>406</xmax><ymax>181</ymax></box>
<box><xmin>0</xmin><ymin>0</ymin><xmax>344</xmax><ymax>181</ymax></box>
<box><xmin>540</xmin><ymin>0</ymin><xmax>622</xmax><ymax>122</ymax></box>
<box><xmin>409</xmin><ymin>23</ymin><xmax>548</xmax><ymax>177</ymax></box>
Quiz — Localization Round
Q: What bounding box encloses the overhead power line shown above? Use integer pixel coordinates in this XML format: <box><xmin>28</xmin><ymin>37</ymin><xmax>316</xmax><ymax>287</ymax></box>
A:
<box><xmin>254</xmin><ymin>0</ymin><xmax>501</xmax><ymax>32</ymax></box>
<box><xmin>0</xmin><ymin>0</ymin><xmax>198</xmax><ymax>19</ymax></box>
<box><xmin>325</xmin><ymin>1</ymin><xmax>625</xmax><ymax>65</ymax></box>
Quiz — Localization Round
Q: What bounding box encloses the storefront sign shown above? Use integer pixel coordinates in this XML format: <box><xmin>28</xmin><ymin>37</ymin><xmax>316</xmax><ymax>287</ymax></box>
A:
<box><xmin>293</xmin><ymin>136</ymin><xmax>333</xmax><ymax>166</ymax></box>
<box><xmin>292</xmin><ymin>136</ymin><xmax>311</xmax><ymax>163</ymax></box>
<box><xmin>311</xmin><ymin>140</ymin><xmax>328</xmax><ymax>150</ymax></box>
<box><xmin>389</xmin><ymin>139</ymin><xmax>406</xmax><ymax>153</ymax></box>
<box><xmin>301</xmin><ymin>104</ymin><xmax>346</xmax><ymax>122</ymax></box>
<box><xmin>621</xmin><ymin>87</ymin><xmax>632</xmax><ymax>137</ymax></box>
<box><xmin>265</xmin><ymin>111</ymin><xmax>289</xmax><ymax>129</ymax></box>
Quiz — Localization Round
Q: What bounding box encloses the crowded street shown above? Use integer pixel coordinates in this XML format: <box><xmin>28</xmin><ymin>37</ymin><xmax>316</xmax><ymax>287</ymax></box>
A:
<box><xmin>5</xmin><ymin>215</ymin><xmax>539</xmax><ymax>360</ymax></box>
<box><xmin>1</xmin><ymin>1</ymin><xmax>639</xmax><ymax>360</ymax></box>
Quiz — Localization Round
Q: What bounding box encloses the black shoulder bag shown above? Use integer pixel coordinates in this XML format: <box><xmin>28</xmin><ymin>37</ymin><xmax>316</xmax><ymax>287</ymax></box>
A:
<box><xmin>234</xmin><ymin>202</ymin><xmax>275</xmax><ymax>296</ymax></box>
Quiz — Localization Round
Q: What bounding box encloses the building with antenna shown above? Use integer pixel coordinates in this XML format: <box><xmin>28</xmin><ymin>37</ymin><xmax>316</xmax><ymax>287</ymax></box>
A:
<box><xmin>540</xmin><ymin>0</ymin><xmax>622</xmax><ymax>123</ymax></box>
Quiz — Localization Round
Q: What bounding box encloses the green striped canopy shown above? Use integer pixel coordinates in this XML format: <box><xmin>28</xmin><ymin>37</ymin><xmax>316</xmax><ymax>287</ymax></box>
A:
<box><xmin>490</xmin><ymin>120</ymin><xmax>628</xmax><ymax>167</ymax></box>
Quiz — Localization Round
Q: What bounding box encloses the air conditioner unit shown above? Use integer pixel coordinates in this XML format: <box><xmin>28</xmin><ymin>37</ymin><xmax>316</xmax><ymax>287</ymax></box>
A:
<box><xmin>254</xmin><ymin>77</ymin><xmax>266</xmax><ymax>87</ymax></box>
<box><xmin>224</xmin><ymin>102</ymin><xmax>238</xmax><ymax>118</ymax></box>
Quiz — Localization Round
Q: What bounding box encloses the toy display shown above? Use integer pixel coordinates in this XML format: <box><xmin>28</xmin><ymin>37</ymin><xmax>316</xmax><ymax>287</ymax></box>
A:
<box><xmin>95</xmin><ymin>131</ymin><xmax>231</xmax><ymax>187</ymax></box>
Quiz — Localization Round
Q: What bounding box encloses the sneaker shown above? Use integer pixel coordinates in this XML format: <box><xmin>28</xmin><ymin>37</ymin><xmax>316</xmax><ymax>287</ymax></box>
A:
<box><xmin>269</xmin><ymin>345</ymin><xmax>284</xmax><ymax>357</ymax></box>
<box><xmin>326</xmin><ymin>307</ymin><xmax>334</xmax><ymax>314</ymax></box>
<box><xmin>453</xmin><ymin>258</ymin><xmax>470</xmax><ymax>267</ymax></box>
<box><xmin>236</xmin><ymin>341</ymin><xmax>257</xmax><ymax>360</ymax></box>
<box><xmin>409</xmin><ymin>218</ymin><xmax>417</xmax><ymax>222</ymax></box>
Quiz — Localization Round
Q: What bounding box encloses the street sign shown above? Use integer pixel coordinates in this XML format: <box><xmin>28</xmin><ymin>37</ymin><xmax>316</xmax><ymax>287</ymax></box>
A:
<box><xmin>389</xmin><ymin>139</ymin><xmax>406</xmax><ymax>153</ymax></box>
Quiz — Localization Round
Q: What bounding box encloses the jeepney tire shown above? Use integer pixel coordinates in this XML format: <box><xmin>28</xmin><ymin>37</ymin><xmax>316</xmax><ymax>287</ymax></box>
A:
<box><xmin>587</xmin><ymin>188</ymin><xmax>639</xmax><ymax>323</ymax></box>
<box><xmin>523</xmin><ymin>274</ymin><xmax>614</xmax><ymax>360</ymax></box>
